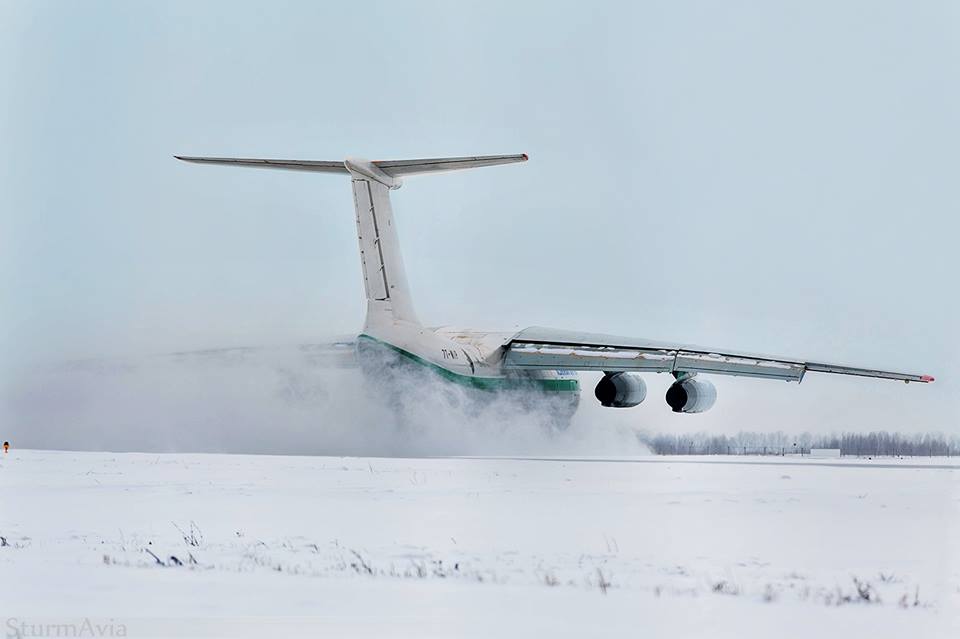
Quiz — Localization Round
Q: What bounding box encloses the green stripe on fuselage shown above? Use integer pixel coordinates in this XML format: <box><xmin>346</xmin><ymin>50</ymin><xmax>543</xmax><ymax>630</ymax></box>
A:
<box><xmin>357</xmin><ymin>334</ymin><xmax>579</xmax><ymax>393</ymax></box>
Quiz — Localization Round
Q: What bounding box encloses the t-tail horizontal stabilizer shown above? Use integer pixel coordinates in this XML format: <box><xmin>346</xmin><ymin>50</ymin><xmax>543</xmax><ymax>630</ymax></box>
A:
<box><xmin>174</xmin><ymin>154</ymin><xmax>528</xmax><ymax>189</ymax></box>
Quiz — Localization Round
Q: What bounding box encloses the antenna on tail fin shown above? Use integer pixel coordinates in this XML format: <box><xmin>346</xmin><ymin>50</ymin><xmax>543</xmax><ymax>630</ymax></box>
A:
<box><xmin>175</xmin><ymin>153</ymin><xmax>528</xmax><ymax>327</ymax></box>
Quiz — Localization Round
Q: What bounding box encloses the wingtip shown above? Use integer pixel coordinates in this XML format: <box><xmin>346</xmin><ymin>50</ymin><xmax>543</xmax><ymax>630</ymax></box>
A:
<box><xmin>921</xmin><ymin>374</ymin><xmax>935</xmax><ymax>383</ymax></box>
<box><xmin>521</xmin><ymin>153</ymin><xmax>529</xmax><ymax>161</ymax></box>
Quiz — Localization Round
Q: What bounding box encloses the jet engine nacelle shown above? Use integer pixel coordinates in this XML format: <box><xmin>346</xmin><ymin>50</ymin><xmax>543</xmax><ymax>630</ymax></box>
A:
<box><xmin>666</xmin><ymin>378</ymin><xmax>717</xmax><ymax>413</ymax></box>
<box><xmin>594</xmin><ymin>372</ymin><xmax>647</xmax><ymax>408</ymax></box>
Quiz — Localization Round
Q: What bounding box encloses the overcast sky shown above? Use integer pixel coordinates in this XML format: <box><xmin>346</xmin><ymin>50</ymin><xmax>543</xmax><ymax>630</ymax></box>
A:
<box><xmin>2</xmin><ymin>0</ymin><xmax>957</xmax><ymax>445</ymax></box>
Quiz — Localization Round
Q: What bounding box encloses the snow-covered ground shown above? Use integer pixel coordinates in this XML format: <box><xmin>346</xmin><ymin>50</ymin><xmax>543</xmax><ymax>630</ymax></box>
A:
<box><xmin>1</xmin><ymin>450</ymin><xmax>957</xmax><ymax>638</ymax></box>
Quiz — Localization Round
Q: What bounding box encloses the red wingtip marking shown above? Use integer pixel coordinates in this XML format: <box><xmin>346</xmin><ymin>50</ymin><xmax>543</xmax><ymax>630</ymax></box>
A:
<box><xmin>521</xmin><ymin>153</ymin><xmax>529</xmax><ymax>161</ymax></box>
<box><xmin>921</xmin><ymin>375</ymin><xmax>935</xmax><ymax>382</ymax></box>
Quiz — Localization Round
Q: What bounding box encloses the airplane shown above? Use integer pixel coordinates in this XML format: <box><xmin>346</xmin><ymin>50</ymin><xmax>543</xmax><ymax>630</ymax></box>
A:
<box><xmin>175</xmin><ymin>153</ymin><xmax>933</xmax><ymax>426</ymax></box>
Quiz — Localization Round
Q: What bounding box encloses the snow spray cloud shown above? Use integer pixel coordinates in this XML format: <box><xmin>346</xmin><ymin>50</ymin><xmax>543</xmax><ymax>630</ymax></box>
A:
<box><xmin>1</xmin><ymin>342</ymin><xmax>650</xmax><ymax>456</ymax></box>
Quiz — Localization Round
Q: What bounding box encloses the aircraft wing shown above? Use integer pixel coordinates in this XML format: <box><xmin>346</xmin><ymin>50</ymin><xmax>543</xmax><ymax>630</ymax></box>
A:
<box><xmin>502</xmin><ymin>327</ymin><xmax>933</xmax><ymax>383</ymax></box>
<box><xmin>60</xmin><ymin>340</ymin><xmax>359</xmax><ymax>375</ymax></box>
<box><xmin>161</xmin><ymin>341</ymin><xmax>358</xmax><ymax>369</ymax></box>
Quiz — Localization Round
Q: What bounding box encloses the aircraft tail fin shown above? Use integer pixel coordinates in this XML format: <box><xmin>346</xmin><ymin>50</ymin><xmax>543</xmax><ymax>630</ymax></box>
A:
<box><xmin>175</xmin><ymin>153</ymin><xmax>528</xmax><ymax>327</ymax></box>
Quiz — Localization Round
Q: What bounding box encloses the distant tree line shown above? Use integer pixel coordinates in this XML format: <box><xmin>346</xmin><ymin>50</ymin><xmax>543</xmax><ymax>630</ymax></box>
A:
<box><xmin>641</xmin><ymin>431</ymin><xmax>960</xmax><ymax>457</ymax></box>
